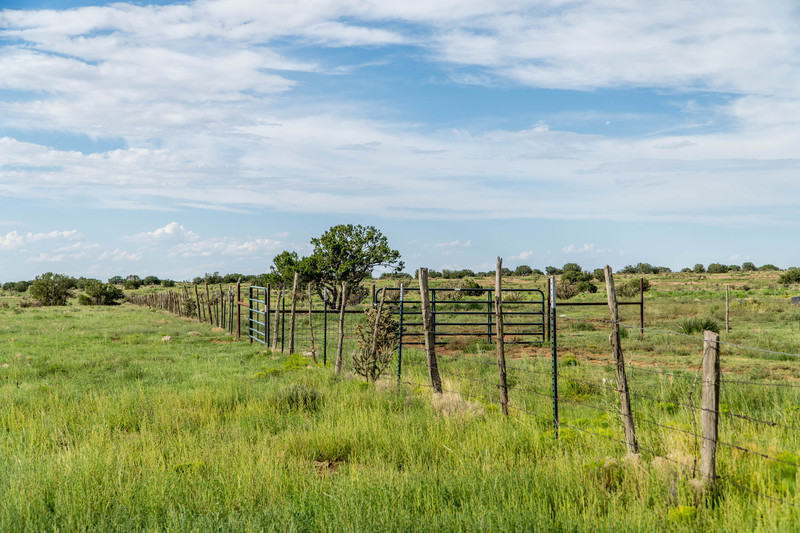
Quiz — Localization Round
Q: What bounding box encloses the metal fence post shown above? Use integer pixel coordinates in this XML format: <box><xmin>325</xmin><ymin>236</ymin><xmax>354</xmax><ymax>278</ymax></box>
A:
<box><xmin>487</xmin><ymin>289</ymin><xmax>493</xmax><ymax>342</ymax></box>
<box><xmin>551</xmin><ymin>276</ymin><xmax>558</xmax><ymax>438</ymax></box>
<box><xmin>280</xmin><ymin>288</ymin><xmax>285</xmax><ymax>353</ymax></box>
<box><xmin>397</xmin><ymin>283</ymin><xmax>404</xmax><ymax>382</ymax></box>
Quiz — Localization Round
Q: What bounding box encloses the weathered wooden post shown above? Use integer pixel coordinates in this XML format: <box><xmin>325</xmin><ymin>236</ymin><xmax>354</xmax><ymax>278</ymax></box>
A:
<box><xmin>271</xmin><ymin>286</ymin><xmax>281</xmax><ymax>351</ymax></box>
<box><xmin>288</xmin><ymin>272</ymin><xmax>299</xmax><ymax>354</ymax></box>
<box><xmin>605</xmin><ymin>265</ymin><xmax>639</xmax><ymax>454</ymax></box>
<box><xmin>700</xmin><ymin>330</ymin><xmax>721</xmax><ymax>487</ymax></box>
<box><xmin>335</xmin><ymin>282</ymin><xmax>348</xmax><ymax>374</ymax></box>
<box><xmin>495</xmin><ymin>257</ymin><xmax>508</xmax><ymax>416</ymax></box>
<box><xmin>639</xmin><ymin>277</ymin><xmax>644</xmax><ymax>340</ymax></box>
<box><xmin>205</xmin><ymin>282</ymin><xmax>213</xmax><ymax>324</ymax></box>
<box><xmin>236</xmin><ymin>279</ymin><xmax>241</xmax><ymax>339</ymax></box>
<box><xmin>725</xmin><ymin>285</ymin><xmax>730</xmax><ymax>333</ymax></box>
<box><xmin>418</xmin><ymin>268</ymin><xmax>442</xmax><ymax>393</ymax></box>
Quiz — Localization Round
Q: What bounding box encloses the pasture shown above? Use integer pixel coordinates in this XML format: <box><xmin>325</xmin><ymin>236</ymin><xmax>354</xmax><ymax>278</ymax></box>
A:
<box><xmin>1</xmin><ymin>270</ymin><xmax>799</xmax><ymax>531</ymax></box>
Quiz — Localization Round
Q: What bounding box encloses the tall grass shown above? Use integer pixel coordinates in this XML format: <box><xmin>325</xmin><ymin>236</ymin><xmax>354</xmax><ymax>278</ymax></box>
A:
<box><xmin>0</xmin><ymin>276</ymin><xmax>799</xmax><ymax>531</ymax></box>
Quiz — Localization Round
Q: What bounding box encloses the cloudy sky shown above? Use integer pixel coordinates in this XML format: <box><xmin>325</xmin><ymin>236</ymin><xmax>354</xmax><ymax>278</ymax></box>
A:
<box><xmin>1</xmin><ymin>0</ymin><xmax>799</xmax><ymax>281</ymax></box>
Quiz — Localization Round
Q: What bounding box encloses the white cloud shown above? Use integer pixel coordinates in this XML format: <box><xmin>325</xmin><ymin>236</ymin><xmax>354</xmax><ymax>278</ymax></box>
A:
<box><xmin>510</xmin><ymin>250</ymin><xmax>534</xmax><ymax>261</ymax></box>
<box><xmin>172</xmin><ymin>237</ymin><xmax>284</xmax><ymax>258</ymax></box>
<box><xmin>0</xmin><ymin>229</ymin><xmax>80</xmax><ymax>250</ymax></box>
<box><xmin>97</xmin><ymin>248</ymin><xmax>143</xmax><ymax>262</ymax></box>
<box><xmin>435</xmin><ymin>239</ymin><xmax>473</xmax><ymax>248</ymax></box>
<box><xmin>562</xmin><ymin>243</ymin><xmax>611</xmax><ymax>255</ymax></box>
<box><xmin>128</xmin><ymin>222</ymin><xmax>199</xmax><ymax>242</ymax></box>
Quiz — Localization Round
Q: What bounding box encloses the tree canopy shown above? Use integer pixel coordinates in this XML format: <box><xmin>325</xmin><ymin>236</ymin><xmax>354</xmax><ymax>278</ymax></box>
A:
<box><xmin>267</xmin><ymin>224</ymin><xmax>403</xmax><ymax>309</ymax></box>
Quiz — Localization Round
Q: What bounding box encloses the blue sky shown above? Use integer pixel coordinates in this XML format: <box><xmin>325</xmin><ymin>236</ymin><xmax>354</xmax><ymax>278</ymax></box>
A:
<box><xmin>1</xmin><ymin>0</ymin><xmax>799</xmax><ymax>282</ymax></box>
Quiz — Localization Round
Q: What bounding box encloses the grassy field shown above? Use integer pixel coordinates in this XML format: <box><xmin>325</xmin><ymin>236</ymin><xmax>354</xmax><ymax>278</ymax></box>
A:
<box><xmin>1</xmin><ymin>271</ymin><xmax>799</xmax><ymax>531</ymax></box>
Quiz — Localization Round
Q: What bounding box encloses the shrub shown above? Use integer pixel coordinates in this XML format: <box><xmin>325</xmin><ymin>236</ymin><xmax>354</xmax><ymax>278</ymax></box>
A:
<box><xmin>576</xmin><ymin>281</ymin><xmax>598</xmax><ymax>294</ymax></box>
<box><xmin>616</xmin><ymin>278</ymin><xmax>650</xmax><ymax>298</ymax></box>
<box><xmin>555</xmin><ymin>279</ymin><xmax>579</xmax><ymax>300</ymax></box>
<box><xmin>78</xmin><ymin>280</ymin><xmax>124</xmax><ymax>306</ymax></box>
<box><xmin>29</xmin><ymin>272</ymin><xmax>76</xmax><ymax>306</ymax></box>
<box><xmin>162</xmin><ymin>279</ymin><xmax>176</xmax><ymax>288</ymax></box>
<box><xmin>779</xmin><ymin>269</ymin><xmax>800</xmax><ymax>285</ymax></box>
<box><xmin>707</xmin><ymin>263</ymin><xmax>728</xmax><ymax>274</ymax></box>
<box><xmin>678</xmin><ymin>317</ymin><xmax>720</xmax><ymax>335</ymax></box>
<box><xmin>593</xmin><ymin>268</ymin><xmax>605</xmax><ymax>282</ymax></box>
<box><xmin>514</xmin><ymin>265</ymin><xmax>533</xmax><ymax>276</ymax></box>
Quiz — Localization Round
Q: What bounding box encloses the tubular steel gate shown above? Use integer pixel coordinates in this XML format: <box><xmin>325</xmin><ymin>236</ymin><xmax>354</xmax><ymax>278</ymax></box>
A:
<box><xmin>375</xmin><ymin>286</ymin><xmax>546</xmax><ymax>346</ymax></box>
<box><xmin>248</xmin><ymin>286</ymin><xmax>269</xmax><ymax>345</ymax></box>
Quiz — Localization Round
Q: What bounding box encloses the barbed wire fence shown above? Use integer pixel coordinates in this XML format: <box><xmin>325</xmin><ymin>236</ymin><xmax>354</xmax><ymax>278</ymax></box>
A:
<box><xmin>127</xmin><ymin>270</ymin><xmax>800</xmax><ymax>508</ymax></box>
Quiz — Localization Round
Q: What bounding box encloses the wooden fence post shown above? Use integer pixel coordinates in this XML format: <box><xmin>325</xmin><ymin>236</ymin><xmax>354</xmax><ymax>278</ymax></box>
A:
<box><xmin>205</xmin><ymin>282</ymin><xmax>213</xmax><ymax>324</ymax></box>
<box><xmin>495</xmin><ymin>257</ymin><xmax>508</xmax><ymax>416</ymax></box>
<box><xmin>604</xmin><ymin>265</ymin><xmax>639</xmax><ymax>454</ymax></box>
<box><xmin>418</xmin><ymin>268</ymin><xmax>443</xmax><ymax>393</ymax></box>
<box><xmin>701</xmin><ymin>330</ymin><xmax>721</xmax><ymax>487</ymax></box>
<box><xmin>725</xmin><ymin>285</ymin><xmax>730</xmax><ymax>333</ymax></box>
<box><xmin>236</xmin><ymin>279</ymin><xmax>241</xmax><ymax>339</ymax></box>
<box><xmin>288</xmin><ymin>272</ymin><xmax>299</xmax><ymax>354</ymax></box>
<box><xmin>335</xmin><ymin>282</ymin><xmax>348</xmax><ymax>374</ymax></box>
<box><xmin>639</xmin><ymin>277</ymin><xmax>644</xmax><ymax>340</ymax></box>
<box><xmin>271</xmin><ymin>286</ymin><xmax>281</xmax><ymax>351</ymax></box>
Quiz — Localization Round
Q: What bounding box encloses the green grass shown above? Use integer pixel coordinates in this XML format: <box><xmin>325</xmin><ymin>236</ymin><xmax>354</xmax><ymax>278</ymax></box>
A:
<box><xmin>1</xmin><ymin>273</ymin><xmax>800</xmax><ymax>531</ymax></box>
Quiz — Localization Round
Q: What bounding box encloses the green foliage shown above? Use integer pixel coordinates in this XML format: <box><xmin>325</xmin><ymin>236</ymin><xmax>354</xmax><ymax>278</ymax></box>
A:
<box><xmin>514</xmin><ymin>265</ymin><xmax>533</xmax><ymax>276</ymax></box>
<box><xmin>269</xmin><ymin>224</ymin><xmax>402</xmax><ymax>310</ymax></box>
<box><xmin>678</xmin><ymin>317</ymin><xmax>721</xmax><ymax>335</ymax></box>
<box><xmin>593</xmin><ymin>268</ymin><xmax>605</xmax><ymax>282</ymax></box>
<box><xmin>29</xmin><ymin>272</ymin><xmax>76</xmax><ymax>306</ymax></box>
<box><xmin>616</xmin><ymin>278</ymin><xmax>650</xmax><ymax>298</ymax></box>
<box><xmin>78</xmin><ymin>279</ymin><xmax>124</xmax><ymax>306</ymax></box>
<box><xmin>562</xmin><ymin>262</ymin><xmax>582</xmax><ymax>273</ymax></box>
<box><xmin>779</xmin><ymin>269</ymin><xmax>800</xmax><ymax>285</ymax></box>
<box><xmin>693</xmin><ymin>263</ymin><xmax>706</xmax><ymax>273</ymax></box>
<box><xmin>555</xmin><ymin>279</ymin><xmax>579</xmax><ymax>300</ymax></box>
<box><xmin>707</xmin><ymin>263</ymin><xmax>729</xmax><ymax>274</ymax></box>
<box><xmin>123</xmin><ymin>275</ymin><xmax>142</xmax><ymax>290</ymax></box>
<box><xmin>759</xmin><ymin>264</ymin><xmax>780</xmax><ymax>271</ymax></box>
<box><xmin>742</xmin><ymin>262</ymin><xmax>757</xmax><ymax>271</ymax></box>
<box><xmin>2</xmin><ymin>280</ymin><xmax>31</xmax><ymax>293</ymax></box>
<box><xmin>545</xmin><ymin>266</ymin><xmax>562</xmax><ymax>275</ymax></box>
<box><xmin>161</xmin><ymin>279</ymin><xmax>176</xmax><ymax>287</ymax></box>
<box><xmin>576</xmin><ymin>281</ymin><xmax>598</xmax><ymax>294</ymax></box>
<box><xmin>143</xmin><ymin>275</ymin><xmax>161</xmax><ymax>286</ymax></box>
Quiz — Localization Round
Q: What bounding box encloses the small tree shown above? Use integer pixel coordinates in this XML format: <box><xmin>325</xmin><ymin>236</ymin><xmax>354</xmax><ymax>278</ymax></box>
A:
<box><xmin>707</xmin><ymin>263</ymin><xmax>728</xmax><ymax>274</ymax></box>
<box><xmin>779</xmin><ymin>268</ymin><xmax>800</xmax><ymax>285</ymax></box>
<box><xmin>693</xmin><ymin>264</ymin><xmax>706</xmax><ymax>273</ymax></box>
<box><xmin>78</xmin><ymin>279</ymin><xmax>124</xmax><ymax>306</ymax></box>
<box><xmin>741</xmin><ymin>262</ymin><xmax>757</xmax><ymax>272</ymax></box>
<box><xmin>30</xmin><ymin>272</ymin><xmax>76</xmax><ymax>306</ymax></box>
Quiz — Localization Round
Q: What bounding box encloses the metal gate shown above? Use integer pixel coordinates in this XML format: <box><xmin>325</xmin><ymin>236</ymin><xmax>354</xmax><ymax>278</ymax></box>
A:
<box><xmin>248</xmin><ymin>285</ymin><xmax>269</xmax><ymax>345</ymax></box>
<box><xmin>374</xmin><ymin>286</ymin><xmax>546</xmax><ymax>346</ymax></box>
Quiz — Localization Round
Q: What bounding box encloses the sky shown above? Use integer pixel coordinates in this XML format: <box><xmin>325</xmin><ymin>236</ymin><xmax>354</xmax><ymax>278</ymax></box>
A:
<box><xmin>1</xmin><ymin>0</ymin><xmax>799</xmax><ymax>282</ymax></box>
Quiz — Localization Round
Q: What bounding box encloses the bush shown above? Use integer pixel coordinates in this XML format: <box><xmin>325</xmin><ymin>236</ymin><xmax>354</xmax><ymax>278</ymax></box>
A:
<box><xmin>593</xmin><ymin>268</ymin><xmax>605</xmax><ymax>282</ymax></box>
<box><xmin>707</xmin><ymin>263</ymin><xmax>728</xmax><ymax>274</ymax></box>
<box><xmin>78</xmin><ymin>279</ymin><xmax>124</xmax><ymax>306</ymax></box>
<box><xmin>162</xmin><ymin>279</ymin><xmax>176</xmax><ymax>288</ymax></box>
<box><xmin>576</xmin><ymin>281</ymin><xmax>598</xmax><ymax>294</ymax></box>
<box><xmin>514</xmin><ymin>265</ymin><xmax>533</xmax><ymax>276</ymax></box>
<box><xmin>616</xmin><ymin>278</ymin><xmax>650</xmax><ymax>298</ymax></box>
<box><xmin>29</xmin><ymin>272</ymin><xmax>76</xmax><ymax>306</ymax></box>
<box><xmin>555</xmin><ymin>279</ymin><xmax>579</xmax><ymax>300</ymax></box>
<box><xmin>779</xmin><ymin>268</ymin><xmax>800</xmax><ymax>285</ymax></box>
<box><xmin>678</xmin><ymin>317</ymin><xmax>720</xmax><ymax>335</ymax></box>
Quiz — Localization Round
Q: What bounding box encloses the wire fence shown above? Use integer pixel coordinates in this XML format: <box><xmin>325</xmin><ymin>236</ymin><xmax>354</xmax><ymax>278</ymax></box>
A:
<box><xmin>129</xmin><ymin>278</ymin><xmax>800</xmax><ymax>508</ymax></box>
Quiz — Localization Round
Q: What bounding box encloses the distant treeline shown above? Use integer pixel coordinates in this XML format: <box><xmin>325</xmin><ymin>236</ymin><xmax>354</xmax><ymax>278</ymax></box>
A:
<box><xmin>2</xmin><ymin>262</ymin><xmax>799</xmax><ymax>296</ymax></box>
